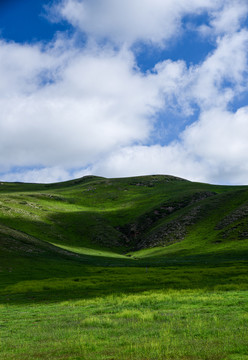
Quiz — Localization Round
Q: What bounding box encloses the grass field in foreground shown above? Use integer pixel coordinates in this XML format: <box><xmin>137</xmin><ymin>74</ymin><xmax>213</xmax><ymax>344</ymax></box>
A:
<box><xmin>0</xmin><ymin>263</ymin><xmax>248</xmax><ymax>360</ymax></box>
<box><xmin>0</xmin><ymin>288</ymin><xmax>247</xmax><ymax>360</ymax></box>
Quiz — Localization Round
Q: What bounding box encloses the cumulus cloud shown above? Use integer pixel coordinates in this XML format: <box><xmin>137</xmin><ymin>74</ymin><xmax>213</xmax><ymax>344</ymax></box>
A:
<box><xmin>85</xmin><ymin>106</ymin><xmax>248</xmax><ymax>185</ymax></box>
<box><xmin>0</xmin><ymin>167</ymin><xmax>70</xmax><ymax>184</ymax></box>
<box><xmin>1</xmin><ymin>0</ymin><xmax>248</xmax><ymax>184</ymax></box>
<box><xmin>0</xmin><ymin>39</ymin><xmax>188</xmax><ymax>174</ymax></box>
<box><xmin>183</xmin><ymin>107</ymin><xmax>248</xmax><ymax>170</ymax></box>
<box><xmin>199</xmin><ymin>0</ymin><xmax>248</xmax><ymax>36</ymax></box>
<box><xmin>190</xmin><ymin>30</ymin><xmax>248</xmax><ymax>109</ymax></box>
<box><xmin>51</xmin><ymin>0</ymin><xmax>221</xmax><ymax>46</ymax></box>
<box><xmin>81</xmin><ymin>144</ymin><xmax>204</xmax><ymax>182</ymax></box>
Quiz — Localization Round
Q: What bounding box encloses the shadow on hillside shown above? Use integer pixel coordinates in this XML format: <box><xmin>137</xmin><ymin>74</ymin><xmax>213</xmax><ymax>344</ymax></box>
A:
<box><xmin>0</xmin><ymin>212</ymin><xmax>248</xmax><ymax>306</ymax></box>
<box><xmin>0</xmin><ymin>256</ymin><xmax>247</xmax><ymax>305</ymax></box>
<box><xmin>0</xmin><ymin>212</ymin><xmax>134</xmax><ymax>263</ymax></box>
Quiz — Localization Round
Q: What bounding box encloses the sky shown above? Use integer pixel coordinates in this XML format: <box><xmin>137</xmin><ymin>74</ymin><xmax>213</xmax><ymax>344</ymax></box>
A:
<box><xmin>0</xmin><ymin>0</ymin><xmax>248</xmax><ymax>184</ymax></box>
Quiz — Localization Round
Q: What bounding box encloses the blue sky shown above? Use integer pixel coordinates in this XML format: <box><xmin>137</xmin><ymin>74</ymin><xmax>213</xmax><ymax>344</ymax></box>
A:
<box><xmin>0</xmin><ymin>0</ymin><xmax>248</xmax><ymax>184</ymax></box>
<box><xmin>0</xmin><ymin>0</ymin><xmax>68</xmax><ymax>42</ymax></box>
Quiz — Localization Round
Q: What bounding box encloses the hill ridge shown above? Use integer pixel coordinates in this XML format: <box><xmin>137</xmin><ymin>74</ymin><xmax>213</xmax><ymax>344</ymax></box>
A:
<box><xmin>0</xmin><ymin>174</ymin><xmax>248</xmax><ymax>265</ymax></box>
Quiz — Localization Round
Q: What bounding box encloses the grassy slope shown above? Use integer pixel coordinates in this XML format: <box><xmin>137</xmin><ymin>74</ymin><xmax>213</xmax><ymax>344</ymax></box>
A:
<box><xmin>0</xmin><ymin>174</ymin><xmax>248</xmax><ymax>263</ymax></box>
<box><xmin>0</xmin><ymin>173</ymin><xmax>248</xmax><ymax>294</ymax></box>
<box><xmin>0</xmin><ymin>175</ymin><xmax>248</xmax><ymax>359</ymax></box>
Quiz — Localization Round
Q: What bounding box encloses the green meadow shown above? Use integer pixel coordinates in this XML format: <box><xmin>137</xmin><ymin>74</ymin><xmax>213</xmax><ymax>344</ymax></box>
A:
<box><xmin>0</xmin><ymin>175</ymin><xmax>247</xmax><ymax>359</ymax></box>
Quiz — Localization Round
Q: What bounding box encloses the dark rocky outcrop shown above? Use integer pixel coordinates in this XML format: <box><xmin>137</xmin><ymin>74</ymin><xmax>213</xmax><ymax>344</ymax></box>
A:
<box><xmin>116</xmin><ymin>191</ymin><xmax>216</xmax><ymax>250</ymax></box>
<box><xmin>215</xmin><ymin>202</ymin><xmax>248</xmax><ymax>240</ymax></box>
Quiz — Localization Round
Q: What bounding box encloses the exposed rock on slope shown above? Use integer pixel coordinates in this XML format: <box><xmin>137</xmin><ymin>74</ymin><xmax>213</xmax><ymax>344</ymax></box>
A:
<box><xmin>215</xmin><ymin>200</ymin><xmax>248</xmax><ymax>240</ymax></box>
<box><xmin>117</xmin><ymin>191</ymin><xmax>216</xmax><ymax>250</ymax></box>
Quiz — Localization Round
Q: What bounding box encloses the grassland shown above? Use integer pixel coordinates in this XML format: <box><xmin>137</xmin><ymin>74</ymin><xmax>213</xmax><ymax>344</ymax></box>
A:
<box><xmin>0</xmin><ymin>175</ymin><xmax>247</xmax><ymax>359</ymax></box>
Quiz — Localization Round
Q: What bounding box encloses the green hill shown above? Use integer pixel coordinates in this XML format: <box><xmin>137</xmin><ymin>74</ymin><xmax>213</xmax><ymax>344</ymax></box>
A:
<box><xmin>0</xmin><ymin>174</ymin><xmax>248</xmax><ymax>265</ymax></box>
<box><xmin>1</xmin><ymin>175</ymin><xmax>248</xmax><ymax>360</ymax></box>
<box><xmin>1</xmin><ymin>173</ymin><xmax>248</xmax><ymax>291</ymax></box>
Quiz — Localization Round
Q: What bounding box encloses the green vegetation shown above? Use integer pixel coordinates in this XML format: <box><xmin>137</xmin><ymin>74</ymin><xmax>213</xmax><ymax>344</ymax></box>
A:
<box><xmin>1</xmin><ymin>289</ymin><xmax>247</xmax><ymax>360</ymax></box>
<box><xmin>0</xmin><ymin>175</ymin><xmax>247</xmax><ymax>359</ymax></box>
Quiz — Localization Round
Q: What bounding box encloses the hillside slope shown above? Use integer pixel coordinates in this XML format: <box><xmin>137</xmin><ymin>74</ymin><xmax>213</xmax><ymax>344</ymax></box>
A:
<box><xmin>0</xmin><ymin>174</ymin><xmax>248</xmax><ymax>265</ymax></box>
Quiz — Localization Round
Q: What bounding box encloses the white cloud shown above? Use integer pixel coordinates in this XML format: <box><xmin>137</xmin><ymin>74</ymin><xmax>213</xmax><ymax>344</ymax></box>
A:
<box><xmin>0</xmin><ymin>37</ymin><xmax>76</xmax><ymax>97</ymax></box>
<box><xmin>183</xmin><ymin>107</ymin><xmax>248</xmax><ymax>168</ymax></box>
<box><xmin>189</xmin><ymin>30</ymin><xmax>248</xmax><ymax>110</ymax></box>
<box><xmin>199</xmin><ymin>0</ymin><xmax>248</xmax><ymax>36</ymax></box>
<box><xmin>1</xmin><ymin>25</ymin><xmax>248</xmax><ymax>184</ymax></box>
<box><xmin>82</xmin><ymin>144</ymin><xmax>205</xmax><ymax>182</ymax></box>
<box><xmin>183</xmin><ymin>106</ymin><xmax>248</xmax><ymax>184</ymax></box>
<box><xmin>1</xmin><ymin>167</ymin><xmax>70</xmax><ymax>184</ymax></box>
<box><xmin>1</xmin><ymin>0</ymin><xmax>248</xmax><ymax>185</ymax></box>
<box><xmin>52</xmin><ymin>0</ymin><xmax>221</xmax><ymax>46</ymax></box>
<box><xmin>86</xmin><ymin>106</ymin><xmax>248</xmax><ymax>185</ymax></box>
<box><xmin>0</xmin><ymin>40</ymin><xmax>187</xmax><ymax>172</ymax></box>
